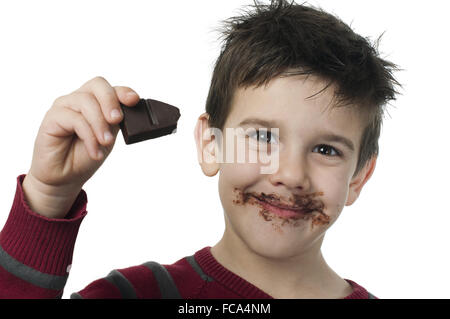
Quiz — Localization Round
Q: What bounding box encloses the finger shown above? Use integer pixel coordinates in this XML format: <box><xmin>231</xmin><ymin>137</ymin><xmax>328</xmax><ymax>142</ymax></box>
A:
<box><xmin>76</xmin><ymin>76</ymin><xmax>124</xmax><ymax>125</ymax></box>
<box><xmin>113</xmin><ymin>86</ymin><xmax>140</xmax><ymax>106</ymax></box>
<box><xmin>51</xmin><ymin>107</ymin><xmax>104</xmax><ymax>161</ymax></box>
<box><xmin>53</xmin><ymin>92</ymin><xmax>114</xmax><ymax>147</ymax></box>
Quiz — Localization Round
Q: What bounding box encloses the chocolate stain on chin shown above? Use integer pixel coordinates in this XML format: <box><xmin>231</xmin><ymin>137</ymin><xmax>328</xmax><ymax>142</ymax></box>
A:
<box><xmin>232</xmin><ymin>187</ymin><xmax>331</xmax><ymax>232</ymax></box>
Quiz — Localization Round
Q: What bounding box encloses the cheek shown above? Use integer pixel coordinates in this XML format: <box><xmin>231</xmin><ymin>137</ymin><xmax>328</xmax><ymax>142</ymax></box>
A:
<box><xmin>317</xmin><ymin>168</ymin><xmax>351</xmax><ymax>219</ymax></box>
<box><xmin>218</xmin><ymin>133</ymin><xmax>269</xmax><ymax>216</ymax></box>
<box><xmin>217</xmin><ymin>161</ymin><xmax>263</xmax><ymax>219</ymax></box>
<box><xmin>219</xmin><ymin>162</ymin><xmax>261</xmax><ymax>193</ymax></box>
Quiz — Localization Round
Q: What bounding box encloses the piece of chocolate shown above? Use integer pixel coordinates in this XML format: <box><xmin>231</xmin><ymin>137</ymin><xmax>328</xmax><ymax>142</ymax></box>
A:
<box><xmin>119</xmin><ymin>98</ymin><xmax>180</xmax><ymax>145</ymax></box>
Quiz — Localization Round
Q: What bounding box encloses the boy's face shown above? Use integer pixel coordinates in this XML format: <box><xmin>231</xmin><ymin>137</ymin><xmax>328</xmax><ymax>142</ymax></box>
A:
<box><xmin>195</xmin><ymin>74</ymin><xmax>376</xmax><ymax>259</ymax></box>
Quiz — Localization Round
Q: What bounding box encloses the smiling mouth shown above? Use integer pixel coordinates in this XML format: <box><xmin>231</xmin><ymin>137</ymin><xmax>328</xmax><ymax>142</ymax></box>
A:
<box><xmin>250</xmin><ymin>194</ymin><xmax>306</xmax><ymax>212</ymax></box>
<box><xmin>249</xmin><ymin>194</ymin><xmax>311</xmax><ymax>219</ymax></box>
<box><xmin>232</xmin><ymin>187</ymin><xmax>330</xmax><ymax>229</ymax></box>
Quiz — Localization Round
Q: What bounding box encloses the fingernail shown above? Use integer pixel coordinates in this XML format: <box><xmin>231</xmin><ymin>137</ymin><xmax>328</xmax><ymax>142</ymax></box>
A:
<box><xmin>97</xmin><ymin>149</ymin><xmax>104</xmax><ymax>160</ymax></box>
<box><xmin>127</xmin><ymin>91</ymin><xmax>138</xmax><ymax>98</ymax></box>
<box><xmin>104</xmin><ymin>131</ymin><xmax>113</xmax><ymax>143</ymax></box>
<box><xmin>111</xmin><ymin>109</ymin><xmax>121</xmax><ymax>120</ymax></box>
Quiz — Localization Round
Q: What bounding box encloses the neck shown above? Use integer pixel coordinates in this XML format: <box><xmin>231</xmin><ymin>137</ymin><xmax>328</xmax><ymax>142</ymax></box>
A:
<box><xmin>211</xmin><ymin>227</ymin><xmax>349</xmax><ymax>298</ymax></box>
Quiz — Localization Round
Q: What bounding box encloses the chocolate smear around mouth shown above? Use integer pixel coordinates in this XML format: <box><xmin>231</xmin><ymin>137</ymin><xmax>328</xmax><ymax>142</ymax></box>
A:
<box><xmin>232</xmin><ymin>188</ymin><xmax>330</xmax><ymax>231</ymax></box>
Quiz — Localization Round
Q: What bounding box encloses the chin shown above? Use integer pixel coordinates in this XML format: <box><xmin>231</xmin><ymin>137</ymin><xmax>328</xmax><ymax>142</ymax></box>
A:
<box><xmin>243</xmin><ymin>232</ymin><xmax>312</xmax><ymax>260</ymax></box>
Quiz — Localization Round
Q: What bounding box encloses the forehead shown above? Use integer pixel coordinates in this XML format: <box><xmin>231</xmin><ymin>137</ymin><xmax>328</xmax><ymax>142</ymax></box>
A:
<box><xmin>225</xmin><ymin>74</ymin><xmax>365</xmax><ymax>136</ymax></box>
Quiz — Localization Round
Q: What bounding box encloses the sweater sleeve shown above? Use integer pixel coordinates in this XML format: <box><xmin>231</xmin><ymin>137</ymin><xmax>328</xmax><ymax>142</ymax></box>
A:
<box><xmin>0</xmin><ymin>174</ymin><xmax>87</xmax><ymax>298</ymax></box>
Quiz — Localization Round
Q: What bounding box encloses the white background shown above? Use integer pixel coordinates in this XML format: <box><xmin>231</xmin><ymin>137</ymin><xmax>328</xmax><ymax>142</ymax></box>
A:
<box><xmin>0</xmin><ymin>0</ymin><xmax>448</xmax><ymax>299</ymax></box>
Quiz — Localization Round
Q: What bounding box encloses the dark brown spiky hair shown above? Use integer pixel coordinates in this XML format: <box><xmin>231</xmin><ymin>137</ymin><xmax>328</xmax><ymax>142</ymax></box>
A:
<box><xmin>205</xmin><ymin>0</ymin><xmax>402</xmax><ymax>177</ymax></box>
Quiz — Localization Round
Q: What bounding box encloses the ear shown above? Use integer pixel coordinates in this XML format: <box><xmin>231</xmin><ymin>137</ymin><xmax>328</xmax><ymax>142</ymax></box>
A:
<box><xmin>345</xmin><ymin>155</ymin><xmax>377</xmax><ymax>206</ymax></box>
<box><xmin>194</xmin><ymin>112</ymin><xmax>221</xmax><ymax>177</ymax></box>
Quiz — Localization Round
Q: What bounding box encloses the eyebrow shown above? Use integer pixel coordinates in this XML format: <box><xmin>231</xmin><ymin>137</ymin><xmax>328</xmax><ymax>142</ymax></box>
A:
<box><xmin>237</xmin><ymin>118</ymin><xmax>355</xmax><ymax>152</ymax></box>
<box><xmin>238</xmin><ymin>118</ymin><xmax>279</xmax><ymax>128</ymax></box>
<box><xmin>319</xmin><ymin>133</ymin><xmax>355</xmax><ymax>152</ymax></box>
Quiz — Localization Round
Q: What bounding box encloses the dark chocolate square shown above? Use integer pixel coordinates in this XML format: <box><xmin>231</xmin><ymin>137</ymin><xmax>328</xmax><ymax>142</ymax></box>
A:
<box><xmin>119</xmin><ymin>98</ymin><xmax>180</xmax><ymax>145</ymax></box>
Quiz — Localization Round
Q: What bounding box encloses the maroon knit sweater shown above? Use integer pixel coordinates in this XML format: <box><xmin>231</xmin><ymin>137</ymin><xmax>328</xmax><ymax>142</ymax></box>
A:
<box><xmin>0</xmin><ymin>174</ymin><xmax>376</xmax><ymax>299</ymax></box>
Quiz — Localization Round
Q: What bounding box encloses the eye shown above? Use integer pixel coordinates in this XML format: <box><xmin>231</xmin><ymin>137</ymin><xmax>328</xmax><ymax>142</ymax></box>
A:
<box><xmin>313</xmin><ymin>144</ymin><xmax>341</xmax><ymax>157</ymax></box>
<box><xmin>247</xmin><ymin>129</ymin><xmax>279</xmax><ymax>144</ymax></box>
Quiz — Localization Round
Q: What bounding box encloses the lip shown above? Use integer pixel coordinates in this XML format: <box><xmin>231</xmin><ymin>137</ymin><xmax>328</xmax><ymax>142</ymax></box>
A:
<box><xmin>251</xmin><ymin>195</ymin><xmax>309</xmax><ymax>219</ymax></box>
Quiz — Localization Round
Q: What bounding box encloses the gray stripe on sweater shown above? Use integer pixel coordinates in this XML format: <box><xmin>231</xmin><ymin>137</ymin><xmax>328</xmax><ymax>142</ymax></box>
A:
<box><xmin>0</xmin><ymin>244</ymin><xmax>67</xmax><ymax>290</ymax></box>
<box><xmin>70</xmin><ymin>292</ymin><xmax>83</xmax><ymax>299</ymax></box>
<box><xmin>142</xmin><ymin>261</ymin><xmax>181</xmax><ymax>299</ymax></box>
<box><xmin>104</xmin><ymin>269</ymin><xmax>137</xmax><ymax>299</ymax></box>
<box><xmin>186</xmin><ymin>255</ymin><xmax>214</xmax><ymax>282</ymax></box>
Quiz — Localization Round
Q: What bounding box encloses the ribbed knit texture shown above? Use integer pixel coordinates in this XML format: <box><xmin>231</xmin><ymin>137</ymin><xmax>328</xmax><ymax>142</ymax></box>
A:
<box><xmin>194</xmin><ymin>247</ymin><xmax>370</xmax><ymax>299</ymax></box>
<box><xmin>194</xmin><ymin>247</ymin><xmax>272</xmax><ymax>298</ymax></box>
<box><xmin>343</xmin><ymin>279</ymin><xmax>368</xmax><ymax>299</ymax></box>
<box><xmin>0</xmin><ymin>174</ymin><xmax>87</xmax><ymax>276</ymax></box>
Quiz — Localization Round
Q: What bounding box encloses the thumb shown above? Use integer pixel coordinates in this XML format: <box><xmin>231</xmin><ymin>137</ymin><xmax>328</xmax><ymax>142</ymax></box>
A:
<box><xmin>114</xmin><ymin>86</ymin><xmax>140</xmax><ymax>106</ymax></box>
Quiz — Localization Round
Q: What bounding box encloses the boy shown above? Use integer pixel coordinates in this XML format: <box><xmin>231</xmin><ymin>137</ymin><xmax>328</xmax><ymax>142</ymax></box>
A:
<box><xmin>0</xmin><ymin>0</ymin><xmax>400</xmax><ymax>298</ymax></box>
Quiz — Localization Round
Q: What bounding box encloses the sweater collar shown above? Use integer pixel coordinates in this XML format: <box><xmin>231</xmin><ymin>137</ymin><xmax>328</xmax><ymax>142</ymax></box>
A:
<box><xmin>194</xmin><ymin>246</ymin><xmax>369</xmax><ymax>299</ymax></box>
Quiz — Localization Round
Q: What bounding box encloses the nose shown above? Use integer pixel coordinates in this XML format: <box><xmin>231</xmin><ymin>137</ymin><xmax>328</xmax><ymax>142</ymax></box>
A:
<box><xmin>268</xmin><ymin>147</ymin><xmax>311</xmax><ymax>191</ymax></box>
